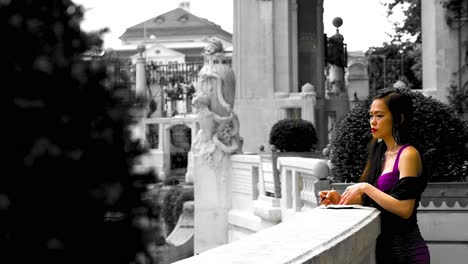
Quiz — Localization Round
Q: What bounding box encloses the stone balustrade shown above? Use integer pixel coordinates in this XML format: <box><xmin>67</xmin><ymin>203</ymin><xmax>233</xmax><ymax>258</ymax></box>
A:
<box><xmin>174</xmin><ymin>155</ymin><xmax>380</xmax><ymax>263</ymax></box>
<box><xmin>228</xmin><ymin>154</ymin><xmax>280</xmax><ymax>242</ymax></box>
<box><xmin>174</xmin><ymin>154</ymin><xmax>468</xmax><ymax>263</ymax></box>
<box><xmin>277</xmin><ymin>157</ymin><xmax>330</xmax><ymax>221</ymax></box>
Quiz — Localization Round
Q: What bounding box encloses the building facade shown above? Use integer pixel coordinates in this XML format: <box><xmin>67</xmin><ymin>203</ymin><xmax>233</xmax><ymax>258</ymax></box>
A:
<box><xmin>233</xmin><ymin>0</ymin><xmax>350</xmax><ymax>152</ymax></box>
<box><xmin>115</xmin><ymin>4</ymin><xmax>232</xmax><ymax>64</ymax></box>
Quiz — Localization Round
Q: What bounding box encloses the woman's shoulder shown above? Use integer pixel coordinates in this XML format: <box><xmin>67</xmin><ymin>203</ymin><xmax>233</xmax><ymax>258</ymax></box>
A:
<box><xmin>398</xmin><ymin>145</ymin><xmax>422</xmax><ymax>177</ymax></box>
<box><xmin>400</xmin><ymin>145</ymin><xmax>421</xmax><ymax>160</ymax></box>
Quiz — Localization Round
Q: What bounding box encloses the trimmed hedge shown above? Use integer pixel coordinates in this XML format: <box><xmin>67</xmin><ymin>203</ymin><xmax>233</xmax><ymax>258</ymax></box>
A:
<box><xmin>330</xmin><ymin>88</ymin><xmax>468</xmax><ymax>182</ymax></box>
<box><xmin>269</xmin><ymin>119</ymin><xmax>318</xmax><ymax>152</ymax></box>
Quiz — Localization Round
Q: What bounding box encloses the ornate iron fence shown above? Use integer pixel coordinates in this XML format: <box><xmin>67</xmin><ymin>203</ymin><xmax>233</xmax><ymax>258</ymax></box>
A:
<box><xmin>146</xmin><ymin>62</ymin><xmax>203</xmax><ymax>87</ymax></box>
<box><xmin>146</xmin><ymin>62</ymin><xmax>203</xmax><ymax>116</ymax></box>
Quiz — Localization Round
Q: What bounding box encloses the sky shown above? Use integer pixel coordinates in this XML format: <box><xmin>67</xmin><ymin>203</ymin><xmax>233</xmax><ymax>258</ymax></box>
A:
<box><xmin>74</xmin><ymin>0</ymin><xmax>405</xmax><ymax>52</ymax></box>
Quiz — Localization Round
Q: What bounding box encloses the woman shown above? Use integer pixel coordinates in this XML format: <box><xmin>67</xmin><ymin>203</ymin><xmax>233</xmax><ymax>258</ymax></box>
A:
<box><xmin>319</xmin><ymin>89</ymin><xmax>430</xmax><ymax>263</ymax></box>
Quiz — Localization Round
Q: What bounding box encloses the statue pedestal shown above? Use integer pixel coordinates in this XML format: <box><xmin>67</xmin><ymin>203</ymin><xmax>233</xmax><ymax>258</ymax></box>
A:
<box><xmin>193</xmin><ymin>153</ymin><xmax>232</xmax><ymax>254</ymax></box>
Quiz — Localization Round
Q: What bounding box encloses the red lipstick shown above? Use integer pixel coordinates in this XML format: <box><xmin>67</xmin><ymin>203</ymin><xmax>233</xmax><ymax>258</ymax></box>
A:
<box><xmin>371</xmin><ymin>128</ymin><xmax>377</xmax><ymax>133</ymax></box>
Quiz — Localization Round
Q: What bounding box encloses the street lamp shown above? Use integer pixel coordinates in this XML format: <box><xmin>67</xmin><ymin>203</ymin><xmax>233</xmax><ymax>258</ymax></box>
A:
<box><xmin>392</xmin><ymin>35</ymin><xmax>406</xmax><ymax>81</ymax></box>
<box><xmin>380</xmin><ymin>55</ymin><xmax>386</xmax><ymax>86</ymax></box>
<box><xmin>142</xmin><ymin>21</ymin><xmax>156</xmax><ymax>59</ymax></box>
<box><xmin>369</xmin><ymin>53</ymin><xmax>386</xmax><ymax>87</ymax></box>
<box><xmin>398</xmin><ymin>48</ymin><xmax>405</xmax><ymax>79</ymax></box>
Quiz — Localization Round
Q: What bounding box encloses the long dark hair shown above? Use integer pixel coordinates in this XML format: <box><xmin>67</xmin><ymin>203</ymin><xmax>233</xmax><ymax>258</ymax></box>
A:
<box><xmin>359</xmin><ymin>89</ymin><xmax>414</xmax><ymax>185</ymax></box>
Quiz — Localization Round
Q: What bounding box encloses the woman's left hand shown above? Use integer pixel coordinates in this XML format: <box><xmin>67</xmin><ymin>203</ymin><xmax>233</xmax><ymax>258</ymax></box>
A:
<box><xmin>339</xmin><ymin>183</ymin><xmax>368</xmax><ymax>205</ymax></box>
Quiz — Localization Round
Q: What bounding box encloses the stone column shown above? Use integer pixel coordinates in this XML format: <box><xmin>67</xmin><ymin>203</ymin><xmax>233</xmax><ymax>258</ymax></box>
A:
<box><xmin>234</xmin><ymin>0</ymin><xmax>275</xmax><ymax>100</ymax></box>
<box><xmin>290</xmin><ymin>0</ymin><xmax>299</xmax><ymax>92</ymax></box>
<box><xmin>421</xmin><ymin>0</ymin><xmax>440</xmax><ymax>99</ymax></box>
<box><xmin>421</xmin><ymin>0</ymin><xmax>467</xmax><ymax>103</ymax></box>
<box><xmin>135</xmin><ymin>44</ymin><xmax>147</xmax><ymax>99</ymax></box>
<box><xmin>297</xmin><ymin>0</ymin><xmax>325</xmax><ymax>96</ymax></box>
<box><xmin>132</xmin><ymin>45</ymin><xmax>148</xmax><ymax>147</ymax></box>
<box><xmin>273</xmin><ymin>0</ymin><xmax>293</xmax><ymax>94</ymax></box>
<box><xmin>296</xmin><ymin>0</ymin><xmax>327</xmax><ymax>150</ymax></box>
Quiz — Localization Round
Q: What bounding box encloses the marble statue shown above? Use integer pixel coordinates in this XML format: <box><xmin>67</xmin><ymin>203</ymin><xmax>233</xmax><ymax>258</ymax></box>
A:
<box><xmin>190</xmin><ymin>38</ymin><xmax>242</xmax><ymax>169</ymax></box>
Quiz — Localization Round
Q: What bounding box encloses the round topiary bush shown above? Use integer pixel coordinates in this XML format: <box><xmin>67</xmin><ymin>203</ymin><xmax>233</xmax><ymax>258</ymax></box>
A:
<box><xmin>330</xmin><ymin>88</ymin><xmax>468</xmax><ymax>183</ymax></box>
<box><xmin>269</xmin><ymin>119</ymin><xmax>318</xmax><ymax>152</ymax></box>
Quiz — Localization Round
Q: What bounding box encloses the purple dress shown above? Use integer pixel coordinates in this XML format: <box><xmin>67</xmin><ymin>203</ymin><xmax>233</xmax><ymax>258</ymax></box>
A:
<box><xmin>369</xmin><ymin>144</ymin><xmax>430</xmax><ymax>264</ymax></box>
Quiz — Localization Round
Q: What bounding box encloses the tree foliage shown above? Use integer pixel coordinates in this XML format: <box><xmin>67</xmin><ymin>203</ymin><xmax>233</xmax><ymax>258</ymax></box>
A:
<box><xmin>1</xmin><ymin>1</ymin><xmax>161</xmax><ymax>263</ymax></box>
<box><xmin>448</xmin><ymin>83</ymin><xmax>468</xmax><ymax>115</ymax></box>
<box><xmin>366</xmin><ymin>0</ymin><xmax>422</xmax><ymax>92</ymax></box>
<box><xmin>330</xmin><ymin>88</ymin><xmax>468</xmax><ymax>183</ymax></box>
<box><xmin>384</xmin><ymin>0</ymin><xmax>422</xmax><ymax>43</ymax></box>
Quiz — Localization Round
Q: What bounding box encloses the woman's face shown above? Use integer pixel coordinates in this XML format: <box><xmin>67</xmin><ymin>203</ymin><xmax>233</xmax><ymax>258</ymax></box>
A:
<box><xmin>369</xmin><ymin>99</ymin><xmax>393</xmax><ymax>140</ymax></box>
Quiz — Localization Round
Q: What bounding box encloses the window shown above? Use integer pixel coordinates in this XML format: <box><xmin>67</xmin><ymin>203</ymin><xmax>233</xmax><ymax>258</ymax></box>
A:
<box><xmin>154</xmin><ymin>16</ymin><xmax>165</xmax><ymax>24</ymax></box>
<box><xmin>178</xmin><ymin>14</ymin><xmax>188</xmax><ymax>23</ymax></box>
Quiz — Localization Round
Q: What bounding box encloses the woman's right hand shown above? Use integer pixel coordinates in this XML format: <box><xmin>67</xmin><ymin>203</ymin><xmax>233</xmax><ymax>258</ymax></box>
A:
<box><xmin>319</xmin><ymin>190</ymin><xmax>341</xmax><ymax>205</ymax></box>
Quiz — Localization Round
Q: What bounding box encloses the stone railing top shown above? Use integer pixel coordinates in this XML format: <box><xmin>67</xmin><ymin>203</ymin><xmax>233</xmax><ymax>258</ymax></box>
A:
<box><xmin>231</xmin><ymin>154</ymin><xmax>261</xmax><ymax>163</ymax></box>
<box><xmin>144</xmin><ymin>116</ymin><xmax>197</xmax><ymax>124</ymax></box>
<box><xmin>277</xmin><ymin>157</ymin><xmax>329</xmax><ymax>180</ymax></box>
<box><xmin>173</xmin><ymin>207</ymin><xmax>380</xmax><ymax>264</ymax></box>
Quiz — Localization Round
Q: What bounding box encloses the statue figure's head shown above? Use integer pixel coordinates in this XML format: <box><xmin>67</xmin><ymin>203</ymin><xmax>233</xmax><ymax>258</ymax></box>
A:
<box><xmin>204</xmin><ymin>39</ymin><xmax>224</xmax><ymax>55</ymax></box>
<box><xmin>216</xmin><ymin>122</ymin><xmax>234</xmax><ymax>146</ymax></box>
